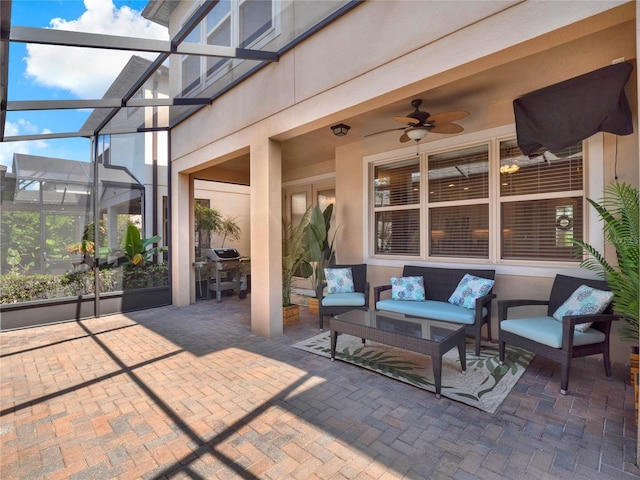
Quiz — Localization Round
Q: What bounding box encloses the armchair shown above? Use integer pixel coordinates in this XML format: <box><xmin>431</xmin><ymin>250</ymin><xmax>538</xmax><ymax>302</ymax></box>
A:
<box><xmin>498</xmin><ymin>274</ymin><xmax>619</xmax><ymax>395</ymax></box>
<box><xmin>316</xmin><ymin>264</ymin><xmax>369</xmax><ymax>330</ymax></box>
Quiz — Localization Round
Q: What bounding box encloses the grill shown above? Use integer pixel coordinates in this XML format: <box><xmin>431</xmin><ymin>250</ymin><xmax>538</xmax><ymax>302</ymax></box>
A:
<box><xmin>205</xmin><ymin>248</ymin><xmax>241</xmax><ymax>263</ymax></box>
<box><xmin>204</xmin><ymin>248</ymin><xmax>243</xmax><ymax>301</ymax></box>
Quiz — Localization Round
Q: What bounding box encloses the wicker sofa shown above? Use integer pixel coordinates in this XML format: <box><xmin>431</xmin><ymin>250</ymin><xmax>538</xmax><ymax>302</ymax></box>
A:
<box><xmin>374</xmin><ymin>265</ymin><xmax>496</xmax><ymax>355</ymax></box>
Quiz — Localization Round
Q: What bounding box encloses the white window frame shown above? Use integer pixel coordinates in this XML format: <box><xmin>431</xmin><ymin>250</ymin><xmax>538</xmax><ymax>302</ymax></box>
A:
<box><xmin>363</xmin><ymin>124</ymin><xmax>605</xmax><ymax>278</ymax></box>
<box><xmin>179</xmin><ymin>0</ymin><xmax>280</xmax><ymax>95</ymax></box>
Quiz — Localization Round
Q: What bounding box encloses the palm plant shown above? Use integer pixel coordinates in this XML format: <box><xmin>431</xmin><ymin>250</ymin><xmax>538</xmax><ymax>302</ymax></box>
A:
<box><xmin>218</xmin><ymin>216</ymin><xmax>242</xmax><ymax>247</ymax></box>
<box><xmin>304</xmin><ymin>204</ymin><xmax>337</xmax><ymax>292</ymax></box>
<box><xmin>282</xmin><ymin>208</ymin><xmax>311</xmax><ymax>307</ymax></box>
<box><xmin>572</xmin><ymin>182</ymin><xmax>639</xmax><ymax>343</ymax></box>
<box><xmin>122</xmin><ymin>224</ymin><xmax>162</xmax><ymax>267</ymax></box>
<box><xmin>194</xmin><ymin>203</ymin><xmax>222</xmax><ymax>260</ymax></box>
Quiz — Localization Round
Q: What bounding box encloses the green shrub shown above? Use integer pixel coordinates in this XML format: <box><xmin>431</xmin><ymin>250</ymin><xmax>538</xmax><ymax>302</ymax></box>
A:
<box><xmin>0</xmin><ymin>263</ymin><xmax>169</xmax><ymax>305</ymax></box>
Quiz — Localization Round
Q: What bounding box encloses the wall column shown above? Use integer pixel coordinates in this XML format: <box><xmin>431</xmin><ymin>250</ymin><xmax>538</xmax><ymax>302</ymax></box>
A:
<box><xmin>171</xmin><ymin>169</ymin><xmax>193</xmax><ymax>306</ymax></box>
<box><xmin>250</xmin><ymin>136</ymin><xmax>283</xmax><ymax>337</ymax></box>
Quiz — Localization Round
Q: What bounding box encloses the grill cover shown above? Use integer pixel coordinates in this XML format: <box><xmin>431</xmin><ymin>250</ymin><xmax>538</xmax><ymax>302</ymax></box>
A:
<box><xmin>205</xmin><ymin>248</ymin><xmax>240</xmax><ymax>261</ymax></box>
<box><xmin>513</xmin><ymin>62</ymin><xmax>633</xmax><ymax>156</ymax></box>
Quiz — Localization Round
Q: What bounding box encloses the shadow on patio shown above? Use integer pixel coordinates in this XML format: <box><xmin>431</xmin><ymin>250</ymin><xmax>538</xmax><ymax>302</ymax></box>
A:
<box><xmin>1</xmin><ymin>295</ymin><xmax>638</xmax><ymax>479</ymax></box>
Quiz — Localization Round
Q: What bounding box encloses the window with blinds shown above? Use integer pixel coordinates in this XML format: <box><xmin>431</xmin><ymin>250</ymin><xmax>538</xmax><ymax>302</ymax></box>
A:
<box><xmin>368</xmin><ymin>136</ymin><xmax>585</xmax><ymax>263</ymax></box>
<box><xmin>373</xmin><ymin>158</ymin><xmax>420</xmax><ymax>255</ymax></box>
<box><xmin>499</xmin><ymin>139</ymin><xmax>583</xmax><ymax>261</ymax></box>
<box><xmin>428</xmin><ymin>145</ymin><xmax>489</xmax><ymax>258</ymax></box>
<box><xmin>428</xmin><ymin>144</ymin><xmax>489</xmax><ymax>202</ymax></box>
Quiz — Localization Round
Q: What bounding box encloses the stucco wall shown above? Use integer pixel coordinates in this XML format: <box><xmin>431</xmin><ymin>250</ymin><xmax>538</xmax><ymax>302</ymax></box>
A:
<box><xmin>168</xmin><ymin>0</ymin><xmax>638</xmax><ymax>352</ymax></box>
<box><xmin>194</xmin><ymin>180</ymin><xmax>251</xmax><ymax>256</ymax></box>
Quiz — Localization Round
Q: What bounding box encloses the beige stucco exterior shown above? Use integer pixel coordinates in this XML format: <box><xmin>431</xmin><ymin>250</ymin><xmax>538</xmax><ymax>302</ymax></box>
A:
<box><xmin>167</xmin><ymin>0</ymin><xmax>639</xmax><ymax>370</ymax></box>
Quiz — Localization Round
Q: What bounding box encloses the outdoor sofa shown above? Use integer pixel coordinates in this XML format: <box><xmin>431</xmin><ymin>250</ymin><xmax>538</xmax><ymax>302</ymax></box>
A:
<box><xmin>374</xmin><ymin>265</ymin><xmax>496</xmax><ymax>356</ymax></box>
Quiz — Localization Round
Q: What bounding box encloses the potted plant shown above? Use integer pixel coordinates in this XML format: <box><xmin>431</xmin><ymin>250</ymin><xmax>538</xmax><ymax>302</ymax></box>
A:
<box><xmin>194</xmin><ymin>203</ymin><xmax>222</xmax><ymax>261</ymax></box>
<box><xmin>218</xmin><ymin>216</ymin><xmax>242</xmax><ymax>247</ymax></box>
<box><xmin>304</xmin><ymin>204</ymin><xmax>337</xmax><ymax>315</ymax></box>
<box><xmin>572</xmin><ymin>181</ymin><xmax>639</xmax><ymax>418</ymax></box>
<box><xmin>282</xmin><ymin>208</ymin><xmax>311</xmax><ymax>325</ymax></box>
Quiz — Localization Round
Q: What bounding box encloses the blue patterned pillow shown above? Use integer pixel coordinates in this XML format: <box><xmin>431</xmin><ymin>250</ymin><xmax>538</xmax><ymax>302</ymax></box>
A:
<box><xmin>324</xmin><ymin>267</ymin><xmax>355</xmax><ymax>294</ymax></box>
<box><xmin>448</xmin><ymin>274</ymin><xmax>495</xmax><ymax>309</ymax></box>
<box><xmin>391</xmin><ymin>276</ymin><xmax>425</xmax><ymax>301</ymax></box>
<box><xmin>553</xmin><ymin>284</ymin><xmax>613</xmax><ymax>332</ymax></box>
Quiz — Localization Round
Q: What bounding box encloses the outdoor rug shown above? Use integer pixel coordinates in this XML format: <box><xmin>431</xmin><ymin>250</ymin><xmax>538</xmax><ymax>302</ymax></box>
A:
<box><xmin>292</xmin><ymin>332</ymin><xmax>534</xmax><ymax>414</ymax></box>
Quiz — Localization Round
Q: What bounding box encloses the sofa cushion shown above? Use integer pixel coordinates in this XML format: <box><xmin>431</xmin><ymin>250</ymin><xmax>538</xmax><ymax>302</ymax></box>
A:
<box><xmin>500</xmin><ymin>316</ymin><xmax>606</xmax><ymax>348</ymax></box>
<box><xmin>322</xmin><ymin>292</ymin><xmax>366</xmax><ymax>307</ymax></box>
<box><xmin>448</xmin><ymin>273</ymin><xmax>495</xmax><ymax>309</ymax></box>
<box><xmin>376</xmin><ymin>299</ymin><xmax>481</xmax><ymax>325</ymax></box>
<box><xmin>391</xmin><ymin>276</ymin><xmax>425</xmax><ymax>301</ymax></box>
<box><xmin>552</xmin><ymin>284</ymin><xmax>614</xmax><ymax>332</ymax></box>
<box><xmin>325</xmin><ymin>267</ymin><xmax>355</xmax><ymax>294</ymax></box>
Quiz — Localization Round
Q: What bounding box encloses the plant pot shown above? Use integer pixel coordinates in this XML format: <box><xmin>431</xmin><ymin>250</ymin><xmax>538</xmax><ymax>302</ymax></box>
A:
<box><xmin>308</xmin><ymin>297</ymin><xmax>319</xmax><ymax>315</ymax></box>
<box><xmin>631</xmin><ymin>346</ymin><xmax>639</xmax><ymax>424</ymax></box>
<box><xmin>283</xmin><ymin>304</ymin><xmax>300</xmax><ymax>326</ymax></box>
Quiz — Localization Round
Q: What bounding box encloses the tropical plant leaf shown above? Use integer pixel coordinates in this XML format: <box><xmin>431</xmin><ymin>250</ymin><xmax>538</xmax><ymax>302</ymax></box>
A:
<box><xmin>572</xmin><ymin>182</ymin><xmax>639</xmax><ymax>343</ymax></box>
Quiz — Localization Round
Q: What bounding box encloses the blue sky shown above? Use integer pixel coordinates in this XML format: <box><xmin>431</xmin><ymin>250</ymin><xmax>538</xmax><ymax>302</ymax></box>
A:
<box><xmin>2</xmin><ymin>0</ymin><xmax>168</xmax><ymax>167</ymax></box>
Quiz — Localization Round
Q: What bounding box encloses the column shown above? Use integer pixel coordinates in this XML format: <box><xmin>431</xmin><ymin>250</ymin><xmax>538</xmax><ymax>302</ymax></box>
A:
<box><xmin>250</xmin><ymin>136</ymin><xmax>283</xmax><ymax>337</ymax></box>
<box><xmin>171</xmin><ymin>170</ymin><xmax>194</xmax><ymax>306</ymax></box>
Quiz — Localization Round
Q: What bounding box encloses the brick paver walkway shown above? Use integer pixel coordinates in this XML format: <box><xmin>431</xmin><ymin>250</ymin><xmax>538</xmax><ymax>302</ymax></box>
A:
<box><xmin>1</xmin><ymin>296</ymin><xmax>638</xmax><ymax>479</ymax></box>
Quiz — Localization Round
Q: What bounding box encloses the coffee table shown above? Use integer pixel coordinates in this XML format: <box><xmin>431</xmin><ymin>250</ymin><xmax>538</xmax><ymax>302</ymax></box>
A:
<box><xmin>330</xmin><ymin>309</ymin><xmax>466</xmax><ymax>398</ymax></box>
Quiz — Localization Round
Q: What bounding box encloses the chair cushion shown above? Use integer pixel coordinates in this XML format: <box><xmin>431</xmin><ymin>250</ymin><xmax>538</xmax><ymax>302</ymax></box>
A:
<box><xmin>552</xmin><ymin>284</ymin><xmax>614</xmax><ymax>332</ymax></box>
<box><xmin>376</xmin><ymin>299</ymin><xmax>480</xmax><ymax>325</ymax></box>
<box><xmin>391</xmin><ymin>276</ymin><xmax>425</xmax><ymax>301</ymax></box>
<box><xmin>500</xmin><ymin>316</ymin><xmax>606</xmax><ymax>348</ymax></box>
<box><xmin>448</xmin><ymin>273</ymin><xmax>495</xmax><ymax>309</ymax></box>
<box><xmin>325</xmin><ymin>267</ymin><xmax>355</xmax><ymax>294</ymax></box>
<box><xmin>322</xmin><ymin>292</ymin><xmax>366</xmax><ymax>307</ymax></box>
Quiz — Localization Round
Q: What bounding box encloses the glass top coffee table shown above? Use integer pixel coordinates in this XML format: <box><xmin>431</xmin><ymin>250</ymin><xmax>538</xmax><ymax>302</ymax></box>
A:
<box><xmin>330</xmin><ymin>309</ymin><xmax>466</xmax><ymax>398</ymax></box>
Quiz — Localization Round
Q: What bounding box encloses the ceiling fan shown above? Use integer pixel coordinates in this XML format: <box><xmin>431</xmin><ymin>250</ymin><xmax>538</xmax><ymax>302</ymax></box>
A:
<box><xmin>367</xmin><ymin>99</ymin><xmax>469</xmax><ymax>143</ymax></box>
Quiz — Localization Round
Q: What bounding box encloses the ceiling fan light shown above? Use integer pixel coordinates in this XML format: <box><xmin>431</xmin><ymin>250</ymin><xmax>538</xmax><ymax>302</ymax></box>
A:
<box><xmin>406</xmin><ymin>127</ymin><xmax>429</xmax><ymax>141</ymax></box>
<box><xmin>500</xmin><ymin>163</ymin><xmax>520</xmax><ymax>174</ymax></box>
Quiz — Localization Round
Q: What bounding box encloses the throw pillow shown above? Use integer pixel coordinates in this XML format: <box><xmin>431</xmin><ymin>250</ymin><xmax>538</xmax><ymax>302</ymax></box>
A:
<box><xmin>448</xmin><ymin>274</ymin><xmax>495</xmax><ymax>310</ymax></box>
<box><xmin>552</xmin><ymin>284</ymin><xmax>614</xmax><ymax>332</ymax></box>
<box><xmin>391</xmin><ymin>276</ymin><xmax>425</xmax><ymax>301</ymax></box>
<box><xmin>324</xmin><ymin>267</ymin><xmax>355</xmax><ymax>294</ymax></box>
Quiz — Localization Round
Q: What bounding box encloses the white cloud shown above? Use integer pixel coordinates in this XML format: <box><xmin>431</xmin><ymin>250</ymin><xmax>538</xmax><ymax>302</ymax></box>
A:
<box><xmin>0</xmin><ymin>121</ymin><xmax>50</xmax><ymax>169</ymax></box>
<box><xmin>24</xmin><ymin>0</ymin><xmax>168</xmax><ymax>99</ymax></box>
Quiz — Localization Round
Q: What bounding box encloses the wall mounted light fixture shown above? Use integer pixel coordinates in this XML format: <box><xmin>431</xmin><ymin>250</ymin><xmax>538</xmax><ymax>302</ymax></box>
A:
<box><xmin>331</xmin><ymin>123</ymin><xmax>351</xmax><ymax>136</ymax></box>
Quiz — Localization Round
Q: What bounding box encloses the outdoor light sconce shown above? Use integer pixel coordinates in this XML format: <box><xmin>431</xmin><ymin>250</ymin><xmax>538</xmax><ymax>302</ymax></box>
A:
<box><xmin>331</xmin><ymin>123</ymin><xmax>351</xmax><ymax>136</ymax></box>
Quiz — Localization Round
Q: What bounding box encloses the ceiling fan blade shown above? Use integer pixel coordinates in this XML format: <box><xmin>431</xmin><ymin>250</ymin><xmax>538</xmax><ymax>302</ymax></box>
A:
<box><xmin>399</xmin><ymin>132</ymin><xmax>411</xmax><ymax>143</ymax></box>
<box><xmin>429</xmin><ymin>122</ymin><xmax>464</xmax><ymax>134</ymax></box>
<box><xmin>364</xmin><ymin>127</ymin><xmax>406</xmax><ymax>137</ymax></box>
<box><xmin>393</xmin><ymin>116</ymin><xmax>422</xmax><ymax>126</ymax></box>
<box><xmin>426</xmin><ymin>111</ymin><xmax>469</xmax><ymax>123</ymax></box>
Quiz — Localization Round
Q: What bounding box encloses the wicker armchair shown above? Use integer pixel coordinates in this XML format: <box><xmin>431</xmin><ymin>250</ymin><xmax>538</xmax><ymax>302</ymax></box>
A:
<box><xmin>498</xmin><ymin>274</ymin><xmax>619</xmax><ymax>395</ymax></box>
<box><xmin>317</xmin><ymin>264</ymin><xmax>369</xmax><ymax>330</ymax></box>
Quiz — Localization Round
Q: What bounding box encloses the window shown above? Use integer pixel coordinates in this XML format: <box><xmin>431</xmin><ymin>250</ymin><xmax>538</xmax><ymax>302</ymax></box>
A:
<box><xmin>428</xmin><ymin>145</ymin><xmax>489</xmax><ymax>258</ymax></box>
<box><xmin>368</xmin><ymin>134</ymin><xmax>585</xmax><ymax>264</ymax></box>
<box><xmin>181</xmin><ymin>0</ymin><xmax>275</xmax><ymax>96</ymax></box>
<box><xmin>499</xmin><ymin>138</ymin><xmax>583</xmax><ymax>261</ymax></box>
<box><xmin>373</xmin><ymin>158</ymin><xmax>420</xmax><ymax>255</ymax></box>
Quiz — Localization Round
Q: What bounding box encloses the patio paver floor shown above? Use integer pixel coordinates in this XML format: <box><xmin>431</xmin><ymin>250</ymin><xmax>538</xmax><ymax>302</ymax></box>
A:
<box><xmin>1</xmin><ymin>295</ymin><xmax>638</xmax><ymax>479</ymax></box>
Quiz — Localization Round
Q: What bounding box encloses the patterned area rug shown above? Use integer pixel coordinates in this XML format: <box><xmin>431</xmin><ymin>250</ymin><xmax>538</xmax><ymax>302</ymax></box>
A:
<box><xmin>293</xmin><ymin>332</ymin><xmax>533</xmax><ymax>414</ymax></box>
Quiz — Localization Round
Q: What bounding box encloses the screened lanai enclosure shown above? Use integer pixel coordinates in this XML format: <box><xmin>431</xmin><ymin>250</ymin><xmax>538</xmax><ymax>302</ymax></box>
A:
<box><xmin>0</xmin><ymin>130</ymin><xmax>171</xmax><ymax>329</ymax></box>
<box><xmin>0</xmin><ymin>0</ymin><xmax>359</xmax><ymax>329</ymax></box>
